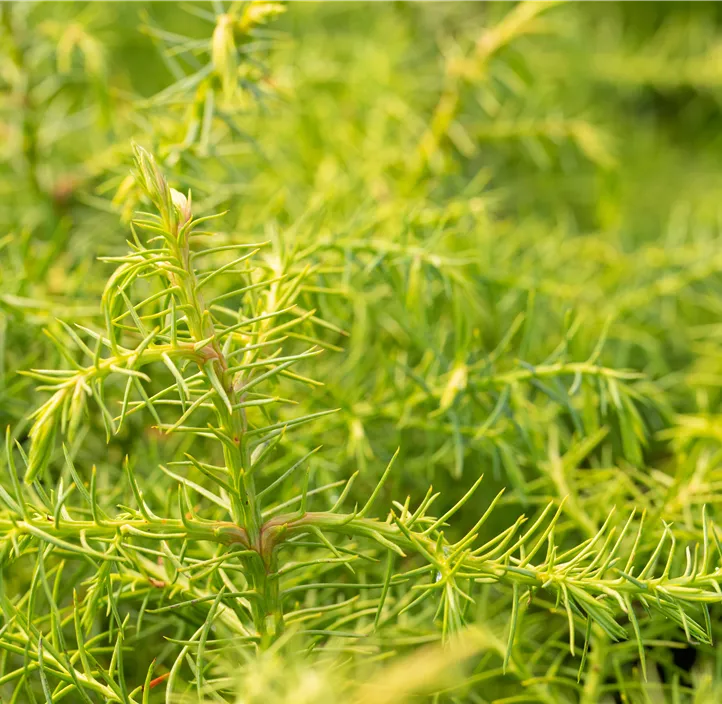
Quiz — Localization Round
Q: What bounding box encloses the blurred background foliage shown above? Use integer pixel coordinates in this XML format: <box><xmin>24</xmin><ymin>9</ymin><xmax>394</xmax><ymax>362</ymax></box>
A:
<box><xmin>4</xmin><ymin>1</ymin><xmax>722</xmax><ymax>701</ymax></box>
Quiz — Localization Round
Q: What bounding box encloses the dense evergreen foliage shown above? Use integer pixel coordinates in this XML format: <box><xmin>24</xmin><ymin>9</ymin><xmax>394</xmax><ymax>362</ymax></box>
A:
<box><xmin>3</xmin><ymin>2</ymin><xmax>722</xmax><ymax>702</ymax></box>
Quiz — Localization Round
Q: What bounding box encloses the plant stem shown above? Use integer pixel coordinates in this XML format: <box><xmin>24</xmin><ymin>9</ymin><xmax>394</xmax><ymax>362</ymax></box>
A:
<box><xmin>168</xmin><ymin>208</ymin><xmax>282</xmax><ymax>640</ymax></box>
<box><xmin>581</xmin><ymin>627</ymin><xmax>607</xmax><ymax>704</ymax></box>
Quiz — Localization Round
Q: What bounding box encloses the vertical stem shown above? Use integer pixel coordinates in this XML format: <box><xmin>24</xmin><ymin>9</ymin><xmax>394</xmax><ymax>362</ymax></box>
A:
<box><xmin>581</xmin><ymin>628</ymin><xmax>607</xmax><ymax>704</ymax></box>
<box><xmin>170</xmin><ymin>222</ymin><xmax>282</xmax><ymax>641</ymax></box>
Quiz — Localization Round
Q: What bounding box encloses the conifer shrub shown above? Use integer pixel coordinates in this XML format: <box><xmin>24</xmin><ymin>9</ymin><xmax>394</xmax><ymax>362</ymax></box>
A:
<box><xmin>3</xmin><ymin>2</ymin><xmax>722</xmax><ymax>702</ymax></box>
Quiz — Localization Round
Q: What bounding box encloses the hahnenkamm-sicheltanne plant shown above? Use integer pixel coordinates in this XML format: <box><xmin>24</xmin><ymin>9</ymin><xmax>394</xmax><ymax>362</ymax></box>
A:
<box><xmin>7</xmin><ymin>3</ymin><xmax>722</xmax><ymax>702</ymax></box>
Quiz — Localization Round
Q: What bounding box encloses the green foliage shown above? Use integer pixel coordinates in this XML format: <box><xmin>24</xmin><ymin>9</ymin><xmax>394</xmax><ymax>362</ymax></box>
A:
<box><xmin>3</xmin><ymin>2</ymin><xmax>722</xmax><ymax>702</ymax></box>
